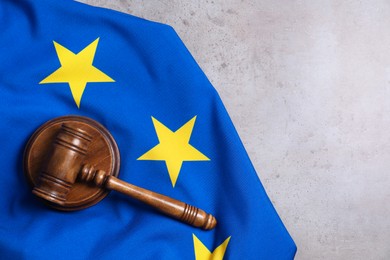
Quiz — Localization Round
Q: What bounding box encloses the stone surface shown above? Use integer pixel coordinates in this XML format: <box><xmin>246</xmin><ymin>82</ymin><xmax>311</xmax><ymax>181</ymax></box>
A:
<box><xmin>78</xmin><ymin>1</ymin><xmax>390</xmax><ymax>259</ymax></box>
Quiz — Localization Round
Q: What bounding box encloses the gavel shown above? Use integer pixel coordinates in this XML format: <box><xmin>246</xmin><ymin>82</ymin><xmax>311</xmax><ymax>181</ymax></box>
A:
<box><xmin>24</xmin><ymin>116</ymin><xmax>216</xmax><ymax>230</ymax></box>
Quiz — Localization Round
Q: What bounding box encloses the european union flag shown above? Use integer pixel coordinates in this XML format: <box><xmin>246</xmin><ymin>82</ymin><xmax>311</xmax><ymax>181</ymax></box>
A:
<box><xmin>0</xmin><ymin>0</ymin><xmax>296</xmax><ymax>259</ymax></box>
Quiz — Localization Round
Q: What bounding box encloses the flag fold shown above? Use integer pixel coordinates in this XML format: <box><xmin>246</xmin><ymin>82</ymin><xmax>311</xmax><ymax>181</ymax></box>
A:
<box><xmin>0</xmin><ymin>0</ymin><xmax>296</xmax><ymax>259</ymax></box>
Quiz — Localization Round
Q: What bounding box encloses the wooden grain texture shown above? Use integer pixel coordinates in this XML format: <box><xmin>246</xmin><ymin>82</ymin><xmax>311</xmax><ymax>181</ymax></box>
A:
<box><xmin>24</xmin><ymin>115</ymin><xmax>120</xmax><ymax>210</ymax></box>
<box><xmin>24</xmin><ymin>115</ymin><xmax>216</xmax><ymax>230</ymax></box>
<box><xmin>80</xmin><ymin>164</ymin><xmax>217</xmax><ymax>230</ymax></box>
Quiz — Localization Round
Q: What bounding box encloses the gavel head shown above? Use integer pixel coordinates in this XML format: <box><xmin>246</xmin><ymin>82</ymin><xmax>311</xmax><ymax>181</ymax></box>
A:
<box><xmin>32</xmin><ymin>124</ymin><xmax>92</xmax><ymax>205</ymax></box>
<box><xmin>24</xmin><ymin>116</ymin><xmax>120</xmax><ymax>211</ymax></box>
<box><xmin>25</xmin><ymin>116</ymin><xmax>217</xmax><ymax>230</ymax></box>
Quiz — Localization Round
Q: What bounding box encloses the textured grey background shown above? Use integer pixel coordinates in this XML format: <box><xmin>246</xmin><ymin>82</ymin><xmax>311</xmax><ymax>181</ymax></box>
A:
<box><xmin>78</xmin><ymin>1</ymin><xmax>390</xmax><ymax>259</ymax></box>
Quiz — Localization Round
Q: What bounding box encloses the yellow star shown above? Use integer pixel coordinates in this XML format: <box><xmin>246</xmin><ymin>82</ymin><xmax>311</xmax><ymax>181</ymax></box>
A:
<box><xmin>193</xmin><ymin>234</ymin><xmax>231</xmax><ymax>260</ymax></box>
<box><xmin>40</xmin><ymin>38</ymin><xmax>114</xmax><ymax>108</ymax></box>
<box><xmin>138</xmin><ymin>116</ymin><xmax>210</xmax><ymax>187</ymax></box>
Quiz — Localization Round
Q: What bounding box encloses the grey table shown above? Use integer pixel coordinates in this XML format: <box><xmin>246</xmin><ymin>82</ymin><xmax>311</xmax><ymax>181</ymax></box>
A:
<box><xmin>79</xmin><ymin>1</ymin><xmax>390</xmax><ymax>259</ymax></box>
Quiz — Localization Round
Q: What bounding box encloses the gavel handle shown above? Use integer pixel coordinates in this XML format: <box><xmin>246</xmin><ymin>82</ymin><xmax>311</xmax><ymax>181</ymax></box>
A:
<box><xmin>80</xmin><ymin>165</ymin><xmax>217</xmax><ymax>230</ymax></box>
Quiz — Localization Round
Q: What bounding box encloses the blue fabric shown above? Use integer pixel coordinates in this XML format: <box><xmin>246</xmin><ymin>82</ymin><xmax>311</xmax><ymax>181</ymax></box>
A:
<box><xmin>0</xmin><ymin>0</ymin><xmax>296</xmax><ymax>259</ymax></box>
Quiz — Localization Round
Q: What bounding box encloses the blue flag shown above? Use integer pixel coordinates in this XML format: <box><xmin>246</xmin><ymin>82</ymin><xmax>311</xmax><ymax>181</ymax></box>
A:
<box><xmin>0</xmin><ymin>0</ymin><xmax>296</xmax><ymax>259</ymax></box>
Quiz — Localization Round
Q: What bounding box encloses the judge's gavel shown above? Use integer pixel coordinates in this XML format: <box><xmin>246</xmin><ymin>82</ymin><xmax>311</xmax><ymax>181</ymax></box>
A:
<box><xmin>24</xmin><ymin>116</ymin><xmax>216</xmax><ymax>230</ymax></box>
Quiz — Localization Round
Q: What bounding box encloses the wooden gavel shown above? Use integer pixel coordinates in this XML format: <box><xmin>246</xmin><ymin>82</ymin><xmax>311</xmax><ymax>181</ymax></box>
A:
<box><xmin>25</xmin><ymin>116</ymin><xmax>216</xmax><ymax>230</ymax></box>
